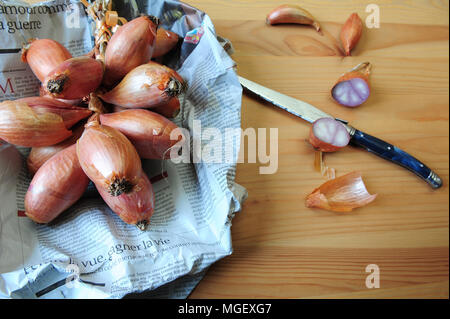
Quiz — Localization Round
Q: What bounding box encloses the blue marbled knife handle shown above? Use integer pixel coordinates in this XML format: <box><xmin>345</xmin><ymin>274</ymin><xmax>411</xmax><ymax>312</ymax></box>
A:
<box><xmin>346</xmin><ymin>125</ymin><xmax>443</xmax><ymax>189</ymax></box>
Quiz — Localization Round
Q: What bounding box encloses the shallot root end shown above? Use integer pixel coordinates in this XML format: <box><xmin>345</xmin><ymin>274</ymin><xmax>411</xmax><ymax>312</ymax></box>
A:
<box><xmin>108</xmin><ymin>177</ymin><xmax>134</xmax><ymax>196</ymax></box>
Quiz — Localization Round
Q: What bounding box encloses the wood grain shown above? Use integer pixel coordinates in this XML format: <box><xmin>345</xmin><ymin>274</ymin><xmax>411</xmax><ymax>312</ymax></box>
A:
<box><xmin>186</xmin><ymin>0</ymin><xmax>449</xmax><ymax>299</ymax></box>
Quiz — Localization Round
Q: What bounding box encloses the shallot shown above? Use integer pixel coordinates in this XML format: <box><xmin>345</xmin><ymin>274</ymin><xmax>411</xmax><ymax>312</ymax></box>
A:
<box><xmin>0</xmin><ymin>100</ymin><xmax>72</xmax><ymax>147</ymax></box>
<box><xmin>96</xmin><ymin>173</ymin><xmax>155</xmax><ymax>230</ymax></box>
<box><xmin>306</xmin><ymin>171</ymin><xmax>377</xmax><ymax>212</ymax></box>
<box><xmin>266</xmin><ymin>4</ymin><xmax>321</xmax><ymax>33</ymax></box>
<box><xmin>309</xmin><ymin>118</ymin><xmax>350</xmax><ymax>152</ymax></box>
<box><xmin>21</xmin><ymin>38</ymin><xmax>72</xmax><ymax>82</ymax></box>
<box><xmin>112</xmin><ymin>97</ymin><xmax>181</xmax><ymax>118</ymax></box>
<box><xmin>152</xmin><ymin>28</ymin><xmax>179</xmax><ymax>58</ymax></box>
<box><xmin>76</xmin><ymin>116</ymin><xmax>142</xmax><ymax>196</ymax></box>
<box><xmin>25</xmin><ymin>144</ymin><xmax>89</xmax><ymax>223</ymax></box>
<box><xmin>340</xmin><ymin>13</ymin><xmax>363</xmax><ymax>56</ymax></box>
<box><xmin>103</xmin><ymin>15</ymin><xmax>159</xmax><ymax>87</ymax></box>
<box><xmin>18</xmin><ymin>97</ymin><xmax>92</xmax><ymax>128</ymax></box>
<box><xmin>27</xmin><ymin>123</ymin><xmax>84</xmax><ymax>175</ymax></box>
<box><xmin>99</xmin><ymin>61</ymin><xmax>185</xmax><ymax>109</ymax></box>
<box><xmin>331</xmin><ymin>62</ymin><xmax>372</xmax><ymax>108</ymax></box>
<box><xmin>43</xmin><ymin>57</ymin><xmax>104</xmax><ymax>100</ymax></box>
<box><xmin>100</xmin><ymin>109</ymin><xmax>182</xmax><ymax>159</ymax></box>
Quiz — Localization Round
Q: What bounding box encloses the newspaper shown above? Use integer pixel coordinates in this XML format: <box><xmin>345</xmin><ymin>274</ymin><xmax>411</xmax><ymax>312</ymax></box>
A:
<box><xmin>0</xmin><ymin>0</ymin><xmax>247</xmax><ymax>298</ymax></box>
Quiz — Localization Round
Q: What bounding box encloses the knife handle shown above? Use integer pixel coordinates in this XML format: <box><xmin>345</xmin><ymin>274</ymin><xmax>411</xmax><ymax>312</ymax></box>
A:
<box><xmin>346</xmin><ymin>126</ymin><xmax>443</xmax><ymax>189</ymax></box>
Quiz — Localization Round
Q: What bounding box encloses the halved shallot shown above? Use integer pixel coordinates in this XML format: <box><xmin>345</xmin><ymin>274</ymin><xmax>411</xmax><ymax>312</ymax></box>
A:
<box><xmin>0</xmin><ymin>100</ymin><xmax>72</xmax><ymax>147</ymax></box>
<box><xmin>103</xmin><ymin>15</ymin><xmax>159</xmax><ymax>87</ymax></box>
<box><xmin>96</xmin><ymin>172</ymin><xmax>155</xmax><ymax>230</ymax></box>
<box><xmin>21</xmin><ymin>38</ymin><xmax>72</xmax><ymax>82</ymax></box>
<box><xmin>309</xmin><ymin>118</ymin><xmax>350</xmax><ymax>152</ymax></box>
<box><xmin>306</xmin><ymin>171</ymin><xmax>377</xmax><ymax>212</ymax></box>
<box><xmin>331</xmin><ymin>62</ymin><xmax>372</xmax><ymax>108</ymax></box>
<box><xmin>100</xmin><ymin>109</ymin><xmax>183</xmax><ymax>159</ymax></box>
<box><xmin>43</xmin><ymin>57</ymin><xmax>104</xmax><ymax>100</ymax></box>
<box><xmin>99</xmin><ymin>61</ymin><xmax>185</xmax><ymax>109</ymax></box>
<box><xmin>25</xmin><ymin>144</ymin><xmax>89</xmax><ymax>223</ymax></box>
<box><xmin>76</xmin><ymin>116</ymin><xmax>142</xmax><ymax>196</ymax></box>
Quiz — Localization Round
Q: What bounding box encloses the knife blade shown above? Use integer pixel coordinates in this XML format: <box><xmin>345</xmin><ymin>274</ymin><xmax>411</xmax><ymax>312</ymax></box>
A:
<box><xmin>238</xmin><ymin>75</ymin><xmax>443</xmax><ymax>189</ymax></box>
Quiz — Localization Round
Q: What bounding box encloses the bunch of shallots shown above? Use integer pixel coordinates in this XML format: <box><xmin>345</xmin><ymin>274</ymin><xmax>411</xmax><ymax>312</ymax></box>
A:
<box><xmin>1</xmin><ymin>14</ymin><xmax>185</xmax><ymax>230</ymax></box>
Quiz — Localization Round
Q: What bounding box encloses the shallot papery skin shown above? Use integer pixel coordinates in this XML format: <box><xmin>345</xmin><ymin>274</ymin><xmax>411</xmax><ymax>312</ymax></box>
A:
<box><xmin>99</xmin><ymin>61</ymin><xmax>185</xmax><ymax>109</ymax></box>
<box><xmin>18</xmin><ymin>97</ymin><xmax>92</xmax><ymax>128</ymax></box>
<box><xmin>96</xmin><ymin>173</ymin><xmax>155</xmax><ymax>230</ymax></box>
<box><xmin>306</xmin><ymin>171</ymin><xmax>377</xmax><ymax>212</ymax></box>
<box><xmin>27</xmin><ymin>123</ymin><xmax>85</xmax><ymax>175</ymax></box>
<box><xmin>21</xmin><ymin>38</ymin><xmax>72</xmax><ymax>82</ymax></box>
<box><xmin>332</xmin><ymin>62</ymin><xmax>371</xmax><ymax>108</ymax></box>
<box><xmin>0</xmin><ymin>100</ymin><xmax>72</xmax><ymax>147</ymax></box>
<box><xmin>43</xmin><ymin>57</ymin><xmax>104</xmax><ymax>100</ymax></box>
<box><xmin>103</xmin><ymin>15</ymin><xmax>159</xmax><ymax>87</ymax></box>
<box><xmin>76</xmin><ymin>120</ymin><xmax>142</xmax><ymax>196</ymax></box>
<box><xmin>340</xmin><ymin>13</ymin><xmax>363</xmax><ymax>56</ymax></box>
<box><xmin>266</xmin><ymin>4</ymin><xmax>321</xmax><ymax>33</ymax></box>
<box><xmin>309</xmin><ymin>118</ymin><xmax>350</xmax><ymax>152</ymax></box>
<box><xmin>152</xmin><ymin>28</ymin><xmax>179</xmax><ymax>58</ymax></box>
<box><xmin>100</xmin><ymin>109</ymin><xmax>182</xmax><ymax>159</ymax></box>
<box><xmin>25</xmin><ymin>144</ymin><xmax>89</xmax><ymax>223</ymax></box>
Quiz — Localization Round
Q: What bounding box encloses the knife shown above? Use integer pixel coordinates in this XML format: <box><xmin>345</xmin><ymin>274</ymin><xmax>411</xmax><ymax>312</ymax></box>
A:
<box><xmin>238</xmin><ymin>75</ymin><xmax>443</xmax><ymax>189</ymax></box>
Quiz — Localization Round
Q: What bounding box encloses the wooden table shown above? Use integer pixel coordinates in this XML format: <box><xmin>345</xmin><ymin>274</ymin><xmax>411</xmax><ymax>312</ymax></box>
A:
<box><xmin>186</xmin><ymin>0</ymin><xmax>449</xmax><ymax>298</ymax></box>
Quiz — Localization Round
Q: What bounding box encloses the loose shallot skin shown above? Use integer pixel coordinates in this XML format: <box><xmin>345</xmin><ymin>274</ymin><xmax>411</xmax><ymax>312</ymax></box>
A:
<box><xmin>43</xmin><ymin>57</ymin><xmax>104</xmax><ymax>100</ymax></box>
<box><xmin>96</xmin><ymin>173</ymin><xmax>155</xmax><ymax>230</ymax></box>
<box><xmin>76</xmin><ymin>120</ymin><xmax>142</xmax><ymax>197</ymax></box>
<box><xmin>99</xmin><ymin>61</ymin><xmax>185</xmax><ymax>109</ymax></box>
<box><xmin>21</xmin><ymin>38</ymin><xmax>72</xmax><ymax>82</ymax></box>
<box><xmin>306</xmin><ymin>171</ymin><xmax>377</xmax><ymax>212</ymax></box>
<box><xmin>103</xmin><ymin>15</ymin><xmax>159</xmax><ymax>87</ymax></box>
<box><xmin>100</xmin><ymin>109</ymin><xmax>182</xmax><ymax>159</ymax></box>
<box><xmin>25</xmin><ymin>144</ymin><xmax>89</xmax><ymax>223</ymax></box>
